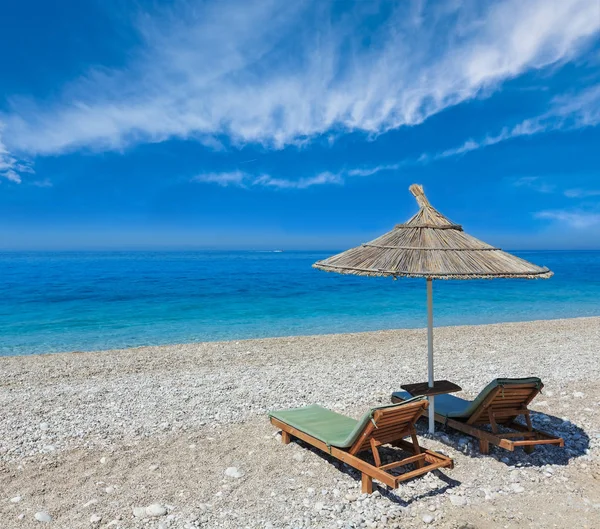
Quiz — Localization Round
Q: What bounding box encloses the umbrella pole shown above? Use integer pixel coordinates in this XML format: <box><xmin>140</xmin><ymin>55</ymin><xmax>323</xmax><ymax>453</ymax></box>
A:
<box><xmin>427</xmin><ymin>278</ymin><xmax>435</xmax><ymax>433</ymax></box>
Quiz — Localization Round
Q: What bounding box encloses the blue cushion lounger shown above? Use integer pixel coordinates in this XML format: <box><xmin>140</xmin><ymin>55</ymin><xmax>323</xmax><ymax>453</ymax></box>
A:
<box><xmin>269</xmin><ymin>397</ymin><xmax>453</xmax><ymax>494</ymax></box>
<box><xmin>392</xmin><ymin>378</ymin><xmax>564</xmax><ymax>454</ymax></box>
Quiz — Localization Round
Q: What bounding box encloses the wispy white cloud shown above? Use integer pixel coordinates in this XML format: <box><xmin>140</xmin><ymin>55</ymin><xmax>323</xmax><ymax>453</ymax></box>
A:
<box><xmin>506</xmin><ymin>175</ymin><xmax>600</xmax><ymax>207</ymax></box>
<box><xmin>2</xmin><ymin>0</ymin><xmax>599</xmax><ymax>182</ymax></box>
<box><xmin>253</xmin><ymin>171</ymin><xmax>342</xmax><ymax>189</ymax></box>
<box><xmin>0</xmin><ymin>126</ymin><xmax>34</xmax><ymax>183</ymax></box>
<box><xmin>30</xmin><ymin>178</ymin><xmax>53</xmax><ymax>188</ymax></box>
<box><xmin>535</xmin><ymin>210</ymin><xmax>600</xmax><ymax>228</ymax></box>
<box><xmin>193</xmin><ymin>169</ymin><xmax>343</xmax><ymax>190</ymax></box>
<box><xmin>0</xmin><ymin>129</ymin><xmax>21</xmax><ymax>183</ymax></box>
<box><xmin>512</xmin><ymin>176</ymin><xmax>556</xmax><ymax>194</ymax></box>
<box><xmin>341</xmin><ymin>83</ymin><xmax>600</xmax><ymax>177</ymax></box>
<box><xmin>193</xmin><ymin>171</ymin><xmax>247</xmax><ymax>187</ymax></box>
<box><xmin>564</xmin><ymin>188</ymin><xmax>600</xmax><ymax>198</ymax></box>
<box><xmin>427</xmin><ymin>84</ymin><xmax>600</xmax><ymax>161</ymax></box>
<box><xmin>346</xmin><ymin>164</ymin><xmax>402</xmax><ymax>177</ymax></box>
<box><xmin>329</xmin><ymin>86</ymin><xmax>597</xmax><ymax>176</ymax></box>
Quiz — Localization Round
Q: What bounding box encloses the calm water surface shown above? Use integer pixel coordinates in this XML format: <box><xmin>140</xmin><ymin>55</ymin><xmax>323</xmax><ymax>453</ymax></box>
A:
<box><xmin>1</xmin><ymin>250</ymin><xmax>599</xmax><ymax>356</ymax></box>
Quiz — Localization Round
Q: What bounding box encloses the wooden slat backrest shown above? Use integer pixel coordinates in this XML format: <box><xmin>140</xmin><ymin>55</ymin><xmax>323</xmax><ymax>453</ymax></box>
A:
<box><xmin>467</xmin><ymin>383</ymin><xmax>543</xmax><ymax>425</ymax></box>
<box><xmin>350</xmin><ymin>400</ymin><xmax>428</xmax><ymax>454</ymax></box>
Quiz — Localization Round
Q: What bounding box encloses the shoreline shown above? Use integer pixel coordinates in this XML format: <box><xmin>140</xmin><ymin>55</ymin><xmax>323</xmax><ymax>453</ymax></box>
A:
<box><xmin>3</xmin><ymin>314</ymin><xmax>600</xmax><ymax>359</ymax></box>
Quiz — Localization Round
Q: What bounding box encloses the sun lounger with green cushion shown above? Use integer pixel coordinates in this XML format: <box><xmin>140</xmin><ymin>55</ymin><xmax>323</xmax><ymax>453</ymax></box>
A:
<box><xmin>269</xmin><ymin>397</ymin><xmax>453</xmax><ymax>493</ymax></box>
<box><xmin>392</xmin><ymin>378</ymin><xmax>564</xmax><ymax>454</ymax></box>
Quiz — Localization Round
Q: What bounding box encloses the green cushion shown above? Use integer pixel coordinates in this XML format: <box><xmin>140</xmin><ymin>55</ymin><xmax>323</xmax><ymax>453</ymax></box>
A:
<box><xmin>269</xmin><ymin>398</ymin><xmax>425</xmax><ymax>448</ymax></box>
<box><xmin>392</xmin><ymin>377</ymin><xmax>542</xmax><ymax>419</ymax></box>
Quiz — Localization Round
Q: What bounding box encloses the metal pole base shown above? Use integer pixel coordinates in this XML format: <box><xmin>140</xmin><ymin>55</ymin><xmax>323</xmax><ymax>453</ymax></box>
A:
<box><xmin>428</xmin><ymin>395</ymin><xmax>435</xmax><ymax>434</ymax></box>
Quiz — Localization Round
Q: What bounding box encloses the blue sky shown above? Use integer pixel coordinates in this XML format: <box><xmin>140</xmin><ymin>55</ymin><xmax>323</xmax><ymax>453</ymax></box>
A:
<box><xmin>1</xmin><ymin>0</ymin><xmax>600</xmax><ymax>250</ymax></box>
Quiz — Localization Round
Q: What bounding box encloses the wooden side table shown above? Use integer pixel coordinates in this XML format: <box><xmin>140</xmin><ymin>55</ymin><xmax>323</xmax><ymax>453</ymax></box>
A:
<box><xmin>401</xmin><ymin>380</ymin><xmax>462</xmax><ymax>397</ymax></box>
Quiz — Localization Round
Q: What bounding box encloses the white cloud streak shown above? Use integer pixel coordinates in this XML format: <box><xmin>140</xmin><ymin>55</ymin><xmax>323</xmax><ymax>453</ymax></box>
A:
<box><xmin>1</xmin><ymin>0</ymin><xmax>599</xmax><ymax>182</ymax></box>
<box><xmin>193</xmin><ymin>171</ymin><xmax>247</xmax><ymax>187</ymax></box>
<box><xmin>253</xmin><ymin>171</ymin><xmax>342</xmax><ymax>189</ymax></box>
<box><xmin>420</xmin><ymin>84</ymin><xmax>600</xmax><ymax>162</ymax></box>
<box><xmin>512</xmin><ymin>176</ymin><xmax>556</xmax><ymax>194</ymax></box>
<box><xmin>0</xmin><ymin>148</ymin><xmax>21</xmax><ymax>183</ymax></box>
<box><xmin>535</xmin><ymin>210</ymin><xmax>600</xmax><ymax>228</ymax></box>
<box><xmin>0</xmin><ymin>126</ymin><xmax>33</xmax><ymax>183</ymax></box>
<box><xmin>564</xmin><ymin>188</ymin><xmax>600</xmax><ymax>198</ymax></box>
<box><xmin>30</xmin><ymin>178</ymin><xmax>53</xmax><ymax>188</ymax></box>
<box><xmin>279</xmin><ymin>82</ymin><xmax>600</xmax><ymax>182</ymax></box>
<box><xmin>193</xmin><ymin>170</ymin><xmax>343</xmax><ymax>190</ymax></box>
<box><xmin>346</xmin><ymin>164</ymin><xmax>402</xmax><ymax>177</ymax></box>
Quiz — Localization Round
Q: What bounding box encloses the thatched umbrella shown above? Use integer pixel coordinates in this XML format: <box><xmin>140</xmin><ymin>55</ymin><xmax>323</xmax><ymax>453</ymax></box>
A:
<box><xmin>313</xmin><ymin>184</ymin><xmax>552</xmax><ymax>433</ymax></box>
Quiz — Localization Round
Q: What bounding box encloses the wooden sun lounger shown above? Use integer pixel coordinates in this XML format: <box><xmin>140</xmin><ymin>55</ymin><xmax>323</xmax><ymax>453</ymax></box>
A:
<box><xmin>392</xmin><ymin>378</ymin><xmax>564</xmax><ymax>455</ymax></box>
<box><xmin>269</xmin><ymin>398</ymin><xmax>453</xmax><ymax>494</ymax></box>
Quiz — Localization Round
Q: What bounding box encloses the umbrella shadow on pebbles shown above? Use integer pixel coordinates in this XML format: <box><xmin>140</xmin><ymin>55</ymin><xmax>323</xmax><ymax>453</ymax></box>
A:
<box><xmin>415</xmin><ymin>411</ymin><xmax>589</xmax><ymax>467</ymax></box>
<box><xmin>293</xmin><ymin>439</ymin><xmax>461</xmax><ymax>506</ymax></box>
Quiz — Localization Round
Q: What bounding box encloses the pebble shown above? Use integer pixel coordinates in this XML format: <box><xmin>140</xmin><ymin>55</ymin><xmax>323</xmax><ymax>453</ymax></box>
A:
<box><xmin>423</xmin><ymin>514</ymin><xmax>434</xmax><ymax>524</ymax></box>
<box><xmin>146</xmin><ymin>503</ymin><xmax>168</xmax><ymax>517</ymax></box>
<box><xmin>132</xmin><ymin>507</ymin><xmax>147</xmax><ymax>517</ymax></box>
<box><xmin>90</xmin><ymin>514</ymin><xmax>102</xmax><ymax>524</ymax></box>
<box><xmin>450</xmin><ymin>496</ymin><xmax>467</xmax><ymax>507</ymax></box>
<box><xmin>511</xmin><ymin>484</ymin><xmax>525</xmax><ymax>493</ymax></box>
<box><xmin>34</xmin><ymin>511</ymin><xmax>52</xmax><ymax>523</ymax></box>
<box><xmin>10</xmin><ymin>496</ymin><xmax>22</xmax><ymax>503</ymax></box>
<box><xmin>100</xmin><ymin>457</ymin><xmax>107</xmax><ymax>464</ymax></box>
<box><xmin>224</xmin><ymin>466</ymin><xmax>244</xmax><ymax>478</ymax></box>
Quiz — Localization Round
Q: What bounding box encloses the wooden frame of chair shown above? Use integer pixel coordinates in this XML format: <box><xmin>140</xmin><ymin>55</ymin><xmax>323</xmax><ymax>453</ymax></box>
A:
<box><xmin>392</xmin><ymin>383</ymin><xmax>564</xmax><ymax>454</ymax></box>
<box><xmin>270</xmin><ymin>400</ymin><xmax>453</xmax><ymax>494</ymax></box>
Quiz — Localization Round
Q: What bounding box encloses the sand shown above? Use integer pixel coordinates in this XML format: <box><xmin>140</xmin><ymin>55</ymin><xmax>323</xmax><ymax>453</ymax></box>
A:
<box><xmin>1</xmin><ymin>317</ymin><xmax>599</xmax><ymax>528</ymax></box>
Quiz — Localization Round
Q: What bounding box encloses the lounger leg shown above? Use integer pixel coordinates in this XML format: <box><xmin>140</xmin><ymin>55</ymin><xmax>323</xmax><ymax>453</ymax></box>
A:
<box><xmin>281</xmin><ymin>431</ymin><xmax>291</xmax><ymax>445</ymax></box>
<box><xmin>522</xmin><ymin>411</ymin><xmax>534</xmax><ymax>454</ymax></box>
<box><xmin>479</xmin><ymin>439</ymin><xmax>489</xmax><ymax>455</ymax></box>
<box><xmin>524</xmin><ymin>411</ymin><xmax>533</xmax><ymax>431</ymax></box>
<box><xmin>410</xmin><ymin>428</ymin><xmax>424</xmax><ymax>469</ymax></box>
<box><xmin>361</xmin><ymin>473</ymin><xmax>373</xmax><ymax>494</ymax></box>
<box><xmin>370</xmin><ymin>439</ymin><xmax>382</xmax><ymax>467</ymax></box>
<box><xmin>488</xmin><ymin>410</ymin><xmax>499</xmax><ymax>434</ymax></box>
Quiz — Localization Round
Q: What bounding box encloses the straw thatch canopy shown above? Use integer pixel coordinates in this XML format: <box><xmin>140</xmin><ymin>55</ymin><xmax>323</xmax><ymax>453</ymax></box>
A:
<box><xmin>313</xmin><ymin>184</ymin><xmax>552</xmax><ymax>280</ymax></box>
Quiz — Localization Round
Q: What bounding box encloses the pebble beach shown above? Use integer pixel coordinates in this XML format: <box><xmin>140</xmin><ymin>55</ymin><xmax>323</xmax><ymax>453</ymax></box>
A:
<box><xmin>1</xmin><ymin>317</ymin><xmax>600</xmax><ymax>528</ymax></box>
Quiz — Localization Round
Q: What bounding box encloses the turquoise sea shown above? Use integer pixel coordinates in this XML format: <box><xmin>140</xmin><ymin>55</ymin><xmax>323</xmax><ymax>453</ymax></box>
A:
<box><xmin>1</xmin><ymin>250</ymin><xmax>599</xmax><ymax>356</ymax></box>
